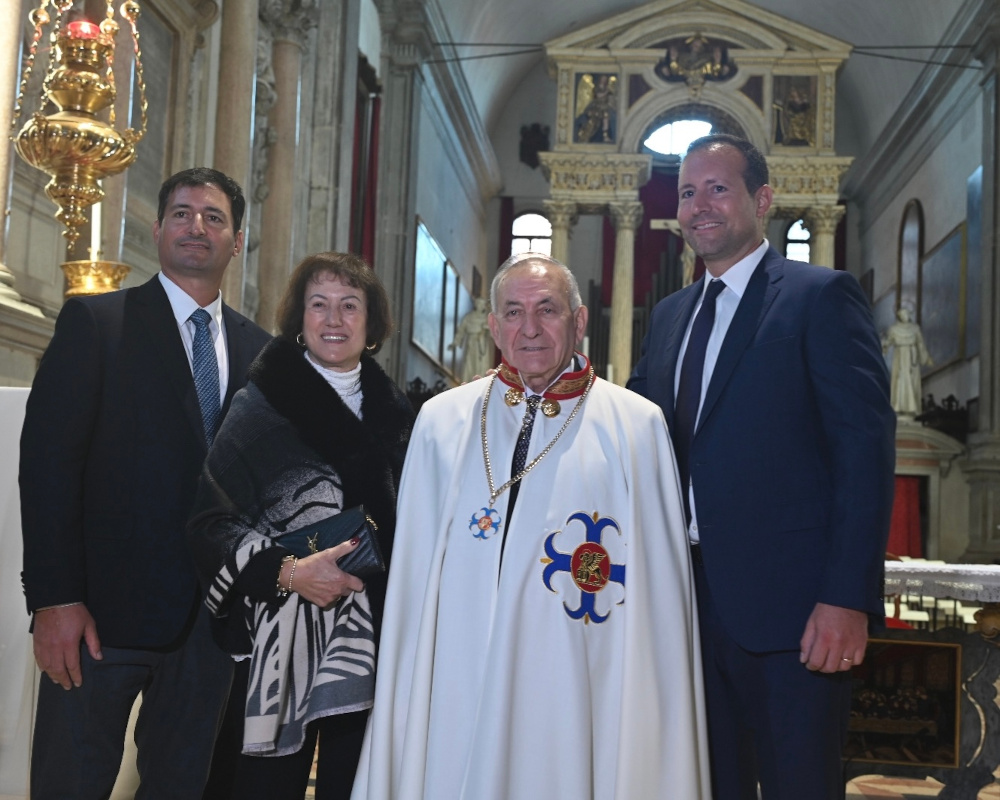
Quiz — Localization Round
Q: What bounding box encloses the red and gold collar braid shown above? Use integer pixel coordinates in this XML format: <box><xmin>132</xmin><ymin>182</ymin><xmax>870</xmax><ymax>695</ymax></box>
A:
<box><xmin>495</xmin><ymin>354</ymin><xmax>593</xmax><ymax>416</ymax></box>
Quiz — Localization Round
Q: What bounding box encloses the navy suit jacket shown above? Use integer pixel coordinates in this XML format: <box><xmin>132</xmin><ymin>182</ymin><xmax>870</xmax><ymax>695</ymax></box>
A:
<box><xmin>629</xmin><ymin>247</ymin><xmax>895</xmax><ymax>653</ymax></box>
<box><xmin>20</xmin><ymin>275</ymin><xmax>271</xmax><ymax>649</ymax></box>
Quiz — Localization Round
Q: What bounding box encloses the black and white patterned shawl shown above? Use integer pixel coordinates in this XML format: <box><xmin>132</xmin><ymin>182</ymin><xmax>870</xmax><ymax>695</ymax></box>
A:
<box><xmin>189</xmin><ymin>336</ymin><xmax>413</xmax><ymax>755</ymax></box>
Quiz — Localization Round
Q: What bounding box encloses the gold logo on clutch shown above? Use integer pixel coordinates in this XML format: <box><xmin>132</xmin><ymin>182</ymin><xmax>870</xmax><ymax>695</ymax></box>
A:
<box><xmin>307</xmin><ymin>533</ymin><xmax>319</xmax><ymax>554</ymax></box>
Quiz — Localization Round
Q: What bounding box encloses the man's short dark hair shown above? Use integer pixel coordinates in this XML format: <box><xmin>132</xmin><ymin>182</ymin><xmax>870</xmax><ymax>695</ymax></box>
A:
<box><xmin>685</xmin><ymin>133</ymin><xmax>769</xmax><ymax>194</ymax></box>
<box><xmin>157</xmin><ymin>168</ymin><xmax>246</xmax><ymax>234</ymax></box>
<box><xmin>276</xmin><ymin>251</ymin><xmax>394</xmax><ymax>355</ymax></box>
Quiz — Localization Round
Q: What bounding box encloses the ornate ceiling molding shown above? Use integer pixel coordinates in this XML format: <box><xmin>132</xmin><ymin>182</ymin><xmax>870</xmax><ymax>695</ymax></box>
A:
<box><xmin>539</xmin><ymin>152</ymin><xmax>651</xmax><ymax>204</ymax></box>
<box><xmin>767</xmin><ymin>155</ymin><xmax>853</xmax><ymax>207</ymax></box>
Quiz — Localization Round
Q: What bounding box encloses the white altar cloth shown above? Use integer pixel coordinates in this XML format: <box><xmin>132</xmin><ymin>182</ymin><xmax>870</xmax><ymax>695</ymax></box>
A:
<box><xmin>884</xmin><ymin>561</ymin><xmax>1000</xmax><ymax>603</ymax></box>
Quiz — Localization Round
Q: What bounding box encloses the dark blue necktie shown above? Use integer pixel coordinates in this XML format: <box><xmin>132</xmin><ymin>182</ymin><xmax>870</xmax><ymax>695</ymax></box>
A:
<box><xmin>674</xmin><ymin>279</ymin><xmax>725</xmax><ymax>521</ymax></box>
<box><xmin>190</xmin><ymin>308</ymin><xmax>221</xmax><ymax>446</ymax></box>
<box><xmin>511</xmin><ymin>394</ymin><xmax>542</xmax><ymax>479</ymax></box>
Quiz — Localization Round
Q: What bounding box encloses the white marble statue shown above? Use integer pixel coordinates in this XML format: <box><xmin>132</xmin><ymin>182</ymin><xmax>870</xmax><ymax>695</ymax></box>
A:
<box><xmin>882</xmin><ymin>308</ymin><xmax>933</xmax><ymax>417</ymax></box>
<box><xmin>450</xmin><ymin>297</ymin><xmax>493</xmax><ymax>382</ymax></box>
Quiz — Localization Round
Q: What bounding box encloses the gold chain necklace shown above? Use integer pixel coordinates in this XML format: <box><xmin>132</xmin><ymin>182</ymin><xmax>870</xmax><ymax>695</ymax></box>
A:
<box><xmin>481</xmin><ymin>368</ymin><xmax>594</xmax><ymax>507</ymax></box>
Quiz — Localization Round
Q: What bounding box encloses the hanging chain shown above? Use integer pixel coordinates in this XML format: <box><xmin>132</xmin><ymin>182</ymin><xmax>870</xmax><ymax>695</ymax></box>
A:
<box><xmin>480</xmin><ymin>368</ymin><xmax>595</xmax><ymax>506</ymax></box>
<box><xmin>120</xmin><ymin>1</ymin><xmax>147</xmax><ymax>143</ymax></box>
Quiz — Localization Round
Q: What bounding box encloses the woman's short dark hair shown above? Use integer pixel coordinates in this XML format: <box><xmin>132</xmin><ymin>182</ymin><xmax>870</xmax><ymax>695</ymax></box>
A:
<box><xmin>275</xmin><ymin>252</ymin><xmax>393</xmax><ymax>354</ymax></box>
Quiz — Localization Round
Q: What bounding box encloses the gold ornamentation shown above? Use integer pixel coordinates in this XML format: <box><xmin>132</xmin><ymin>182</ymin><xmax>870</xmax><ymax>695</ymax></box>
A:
<box><xmin>307</xmin><ymin>533</ymin><xmax>319</xmax><ymax>554</ymax></box>
<box><xmin>480</xmin><ymin>367</ymin><xmax>595</xmax><ymax>507</ymax></box>
<box><xmin>541</xmin><ymin>399</ymin><xmax>560</xmax><ymax>417</ymax></box>
<box><xmin>504</xmin><ymin>387</ymin><xmax>524</xmax><ymax>407</ymax></box>
<box><xmin>12</xmin><ymin>1</ymin><xmax>148</xmax><ymax>255</ymax></box>
<box><xmin>61</xmin><ymin>259</ymin><xmax>130</xmax><ymax>297</ymax></box>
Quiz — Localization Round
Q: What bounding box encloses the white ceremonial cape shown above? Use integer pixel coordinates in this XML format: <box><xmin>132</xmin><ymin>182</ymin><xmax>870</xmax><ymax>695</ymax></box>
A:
<box><xmin>352</xmin><ymin>374</ymin><xmax>710</xmax><ymax>800</ymax></box>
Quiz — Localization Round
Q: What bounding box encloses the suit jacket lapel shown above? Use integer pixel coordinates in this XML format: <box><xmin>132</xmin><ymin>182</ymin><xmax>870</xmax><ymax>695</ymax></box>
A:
<box><xmin>697</xmin><ymin>249</ymin><xmax>783</xmax><ymax>434</ymax></box>
<box><xmin>660</xmin><ymin>284</ymin><xmax>701</xmax><ymax>431</ymax></box>
<box><xmin>130</xmin><ymin>276</ymin><xmax>207</xmax><ymax>449</ymax></box>
<box><xmin>222</xmin><ymin>305</ymin><xmax>256</xmax><ymax>414</ymax></box>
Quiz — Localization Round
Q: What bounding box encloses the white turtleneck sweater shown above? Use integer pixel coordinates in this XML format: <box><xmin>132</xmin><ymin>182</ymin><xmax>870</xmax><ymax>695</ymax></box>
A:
<box><xmin>305</xmin><ymin>352</ymin><xmax>364</xmax><ymax>419</ymax></box>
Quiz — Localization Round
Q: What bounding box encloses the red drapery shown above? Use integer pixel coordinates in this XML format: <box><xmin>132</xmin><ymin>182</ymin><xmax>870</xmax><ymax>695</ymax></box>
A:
<box><xmin>886</xmin><ymin>475</ymin><xmax>922</xmax><ymax>558</ymax></box>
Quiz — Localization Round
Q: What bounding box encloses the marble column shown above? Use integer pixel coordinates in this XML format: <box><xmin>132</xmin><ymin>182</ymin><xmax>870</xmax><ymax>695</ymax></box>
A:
<box><xmin>372</xmin><ymin>35</ymin><xmax>425</xmax><ymax>384</ymax></box>
<box><xmin>0</xmin><ymin>0</ymin><xmax>42</xmax><ymax>317</ymax></box>
<box><xmin>803</xmin><ymin>205</ymin><xmax>844</xmax><ymax>269</ymax></box>
<box><xmin>543</xmin><ymin>200</ymin><xmax>577</xmax><ymax>265</ymax></box>
<box><xmin>963</xmin><ymin>12</ymin><xmax>1000</xmax><ymax>561</ymax></box>
<box><xmin>214</xmin><ymin>0</ymin><xmax>259</xmax><ymax>313</ymax></box>
<box><xmin>608</xmin><ymin>201</ymin><xmax>644</xmax><ymax>386</ymax></box>
<box><xmin>255</xmin><ymin>4</ymin><xmax>316</xmax><ymax>331</ymax></box>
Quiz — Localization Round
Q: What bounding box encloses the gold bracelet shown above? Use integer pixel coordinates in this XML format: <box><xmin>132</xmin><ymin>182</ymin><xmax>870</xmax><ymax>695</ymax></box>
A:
<box><xmin>287</xmin><ymin>556</ymin><xmax>298</xmax><ymax>594</ymax></box>
<box><xmin>276</xmin><ymin>555</ymin><xmax>297</xmax><ymax>597</ymax></box>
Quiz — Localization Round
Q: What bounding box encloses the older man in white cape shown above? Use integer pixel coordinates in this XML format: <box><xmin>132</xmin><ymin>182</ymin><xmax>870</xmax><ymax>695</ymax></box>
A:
<box><xmin>352</xmin><ymin>253</ymin><xmax>709</xmax><ymax>800</ymax></box>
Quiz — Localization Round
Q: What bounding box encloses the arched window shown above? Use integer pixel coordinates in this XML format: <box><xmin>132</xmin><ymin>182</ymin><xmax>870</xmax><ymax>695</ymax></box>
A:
<box><xmin>898</xmin><ymin>201</ymin><xmax>923</xmax><ymax>317</ymax></box>
<box><xmin>511</xmin><ymin>213</ymin><xmax>552</xmax><ymax>256</ymax></box>
<box><xmin>784</xmin><ymin>219</ymin><xmax>810</xmax><ymax>263</ymax></box>
<box><xmin>643</xmin><ymin>119</ymin><xmax>712</xmax><ymax>156</ymax></box>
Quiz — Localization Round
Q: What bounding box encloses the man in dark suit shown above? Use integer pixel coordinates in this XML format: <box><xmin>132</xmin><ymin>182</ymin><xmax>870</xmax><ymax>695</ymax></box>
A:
<box><xmin>20</xmin><ymin>167</ymin><xmax>271</xmax><ymax>798</ymax></box>
<box><xmin>628</xmin><ymin>134</ymin><xmax>895</xmax><ymax>799</ymax></box>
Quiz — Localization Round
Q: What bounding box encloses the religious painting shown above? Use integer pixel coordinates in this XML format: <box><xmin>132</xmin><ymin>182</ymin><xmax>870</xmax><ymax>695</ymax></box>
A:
<box><xmin>574</xmin><ymin>73</ymin><xmax>618</xmax><ymax>144</ymax></box>
<box><xmin>772</xmin><ymin>76</ymin><xmax>817</xmax><ymax>147</ymax></box>
<box><xmin>845</xmin><ymin>639</ymin><xmax>961</xmax><ymax>768</ymax></box>
<box><xmin>919</xmin><ymin>224</ymin><xmax>965</xmax><ymax>374</ymax></box>
<box><xmin>412</xmin><ymin>220</ymin><xmax>447</xmax><ymax>365</ymax></box>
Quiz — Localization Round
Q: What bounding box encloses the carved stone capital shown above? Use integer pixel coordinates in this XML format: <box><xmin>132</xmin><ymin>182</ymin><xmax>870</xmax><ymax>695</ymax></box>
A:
<box><xmin>539</xmin><ymin>152</ymin><xmax>651</xmax><ymax>204</ymax></box>
<box><xmin>543</xmin><ymin>200</ymin><xmax>578</xmax><ymax>229</ymax></box>
<box><xmin>260</xmin><ymin>0</ymin><xmax>318</xmax><ymax>49</ymax></box>
<box><xmin>767</xmin><ymin>156</ymin><xmax>854</xmax><ymax>206</ymax></box>
<box><xmin>803</xmin><ymin>205</ymin><xmax>845</xmax><ymax>235</ymax></box>
<box><xmin>609</xmin><ymin>201</ymin><xmax>644</xmax><ymax>231</ymax></box>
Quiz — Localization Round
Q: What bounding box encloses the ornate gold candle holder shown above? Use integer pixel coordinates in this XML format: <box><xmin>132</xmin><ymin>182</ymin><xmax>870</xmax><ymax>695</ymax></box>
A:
<box><xmin>61</xmin><ymin>259</ymin><xmax>130</xmax><ymax>298</ymax></box>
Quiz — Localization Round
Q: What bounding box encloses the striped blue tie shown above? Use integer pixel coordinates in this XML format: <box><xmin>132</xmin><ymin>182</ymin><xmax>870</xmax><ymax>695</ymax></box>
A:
<box><xmin>189</xmin><ymin>308</ymin><xmax>220</xmax><ymax>446</ymax></box>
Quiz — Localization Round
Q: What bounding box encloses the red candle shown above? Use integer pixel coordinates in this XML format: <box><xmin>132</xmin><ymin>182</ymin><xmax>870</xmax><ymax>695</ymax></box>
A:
<box><xmin>66</xmin><ymin>20</ymin><xmax>101</xmax><ymax>39</ymax></box>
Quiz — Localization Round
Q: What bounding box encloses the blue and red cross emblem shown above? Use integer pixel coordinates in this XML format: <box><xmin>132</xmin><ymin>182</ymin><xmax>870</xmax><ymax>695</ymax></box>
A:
<box><xmin>541</xmin><ymin>510</ymin><xmax>626</xmax><ymax>624</ymax></box>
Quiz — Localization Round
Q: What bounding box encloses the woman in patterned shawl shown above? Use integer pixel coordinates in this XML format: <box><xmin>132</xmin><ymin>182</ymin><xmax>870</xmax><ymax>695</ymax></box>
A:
<box><xmin>189</xmin><ymin>252</ymin><xmax>414</xmax><ymax>800</ymax></box>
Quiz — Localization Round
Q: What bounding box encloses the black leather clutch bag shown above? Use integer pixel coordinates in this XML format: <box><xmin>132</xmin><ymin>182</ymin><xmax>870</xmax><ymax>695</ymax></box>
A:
<box><xmin>279</xmin><ymin>506</ymin><xmax>386</xmax><ymax>579</ymax></box>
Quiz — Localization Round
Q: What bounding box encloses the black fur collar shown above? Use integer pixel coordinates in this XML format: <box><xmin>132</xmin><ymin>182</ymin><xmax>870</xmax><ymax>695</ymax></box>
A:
<box><xmin>247</xmin><ymin>336</ymin><xmax>413</xmax><ymax>528</ymax></box>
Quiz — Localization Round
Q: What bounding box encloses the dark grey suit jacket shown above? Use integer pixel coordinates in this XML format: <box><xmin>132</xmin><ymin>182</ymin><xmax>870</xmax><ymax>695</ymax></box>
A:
<box><xmin>20</xmin><ymin>275</ymin><xmax>270</xmax><ymax>649</ymax></box>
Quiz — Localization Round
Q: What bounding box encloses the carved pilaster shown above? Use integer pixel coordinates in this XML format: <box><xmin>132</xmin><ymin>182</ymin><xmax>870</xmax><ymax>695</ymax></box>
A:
<box><xmin>607</xmin><ymin>201</ymin><xmax>644</xmax><ymax>386</ymax></box>
<box><xmin>255</xmin><ymin>0</ymin><xmax>319</xmax><ymax>330</ymax></box>
<box><xmin>260</xmin><ymin>0</ymin><xmax>318</xmax><ymax>48</ymax></box>
<box><xmin>542</xmin><ymin>200</ymin><xmax>578</xmax><ymax>264</ymax></box>
<box><xmin>802</xmin><ymin>205</ymin><xmax>844</xmax><ymax>269</ymax></box>
<box><xmin>252</xmin><ymin>23</ymin><xmax>278</xmax><ymax>204</ymax></box>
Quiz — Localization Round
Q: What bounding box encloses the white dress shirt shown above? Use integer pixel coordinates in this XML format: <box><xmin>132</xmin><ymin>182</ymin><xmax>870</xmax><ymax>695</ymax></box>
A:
<box><xmin>159</xmin><ymin>272</ymin><xmax>229</xmax><ymax>404</ymax></box>
<box><xmin>675</xmin><ymin>238</ymin><xmax>769</xmax><ymax>540</ymax></box>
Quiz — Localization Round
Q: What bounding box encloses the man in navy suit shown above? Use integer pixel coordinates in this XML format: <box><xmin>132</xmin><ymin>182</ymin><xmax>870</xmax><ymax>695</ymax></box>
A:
<box><xmin>628</xmin><ymin>134</ymin><xmax>895</xmax><ymax>799</ymax></box>
<box><xmin>20</xmin><ymin>168</ymin><xmax>271</xmax><ymax>798</ymax></box>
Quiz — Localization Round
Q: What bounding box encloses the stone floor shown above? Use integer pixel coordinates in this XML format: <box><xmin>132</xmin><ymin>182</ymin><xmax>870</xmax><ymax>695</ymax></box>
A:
<box><xmin>847</xmin><ymin>774</ymin><xmax>1000</xmax><ymax>798</ymax></box>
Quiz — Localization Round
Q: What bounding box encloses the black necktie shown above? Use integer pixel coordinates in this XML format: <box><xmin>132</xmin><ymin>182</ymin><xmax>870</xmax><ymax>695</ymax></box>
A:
<box><xmin>190</xmin><ymin>308</ymin><xmax>221</xmax><ymax>446</ymax></box>
<box><xmin>674</xmin><ymin>279</ymin><xmax>725</xmax><ymax>521</ymax></box>
<box><xmin>503</xmin><ymin>394</ymin><xmax>541</xmax><ymax>542</ymax></box>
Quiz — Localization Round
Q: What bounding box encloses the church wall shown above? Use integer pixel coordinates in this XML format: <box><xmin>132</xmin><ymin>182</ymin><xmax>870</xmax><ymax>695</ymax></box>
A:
<box><xmin>404</xmin><ymin>98</ymin><xmax>491</xmax><ymax>387</ymax></box>
<box><xmin>859</xmin><ymin>94</ymin><xmax>981</xmax><ymax>410</ymax></box>
<box><xmin>854</xmin><ymin>92</ymin><xmax>980</xmax><ymax>561</ymax></box>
